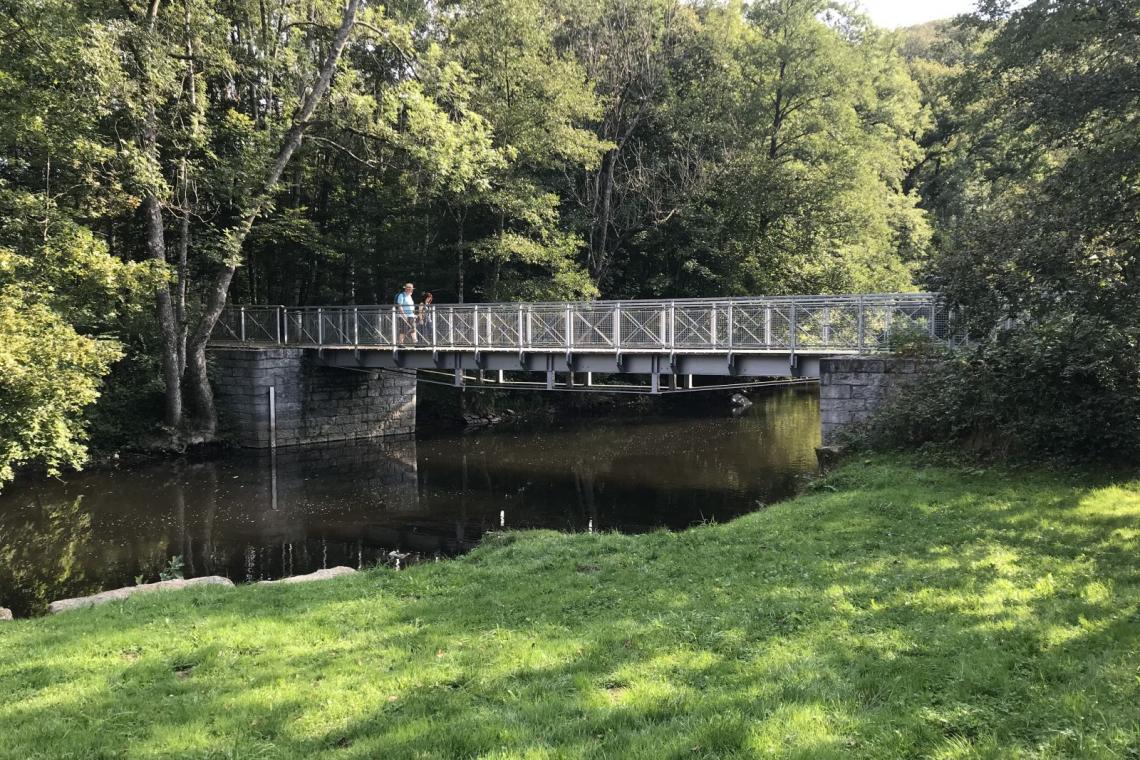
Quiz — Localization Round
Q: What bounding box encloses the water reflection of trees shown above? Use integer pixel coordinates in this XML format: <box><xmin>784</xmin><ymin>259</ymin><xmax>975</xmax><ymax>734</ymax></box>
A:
<box><xmin>0</xmin><ymin>391</ymin><xmax>820</xmax><ymax>616</ymax></box>
<box><xmin>0</xmin><ymin>440</ymin><xmax>422</xmax><ymax>616</ymax></box>
<box><xmin>0</xmin><ymin>496</ymin><xmax>96</xmax><ymax>616</ymax></box>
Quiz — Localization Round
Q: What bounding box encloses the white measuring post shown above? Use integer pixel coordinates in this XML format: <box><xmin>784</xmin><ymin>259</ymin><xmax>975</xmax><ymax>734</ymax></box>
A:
<box><xmin>268</xmin><ymin>385</ymin><xmax>277</xmax><ymax>449</ymax></box>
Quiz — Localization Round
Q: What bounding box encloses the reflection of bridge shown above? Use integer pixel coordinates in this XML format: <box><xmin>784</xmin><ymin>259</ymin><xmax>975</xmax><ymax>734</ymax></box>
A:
<box><xmin>211</xmin><ymin>293</ymin><xmax>949</xmax><ymax>386</ymax></box>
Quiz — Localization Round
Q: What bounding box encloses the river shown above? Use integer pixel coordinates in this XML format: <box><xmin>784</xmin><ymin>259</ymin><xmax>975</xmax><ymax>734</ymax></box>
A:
<box><xmin>0</xmin><ymin>387</ymin><xmax>820</xmax><ymax>617</ymax></box>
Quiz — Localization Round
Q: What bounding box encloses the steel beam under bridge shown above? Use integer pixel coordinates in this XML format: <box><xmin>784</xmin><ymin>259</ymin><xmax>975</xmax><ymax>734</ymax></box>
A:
<box><xmin>315</xmin><ymin>347</ymin><xmax>828</xmax><ymax>378</ymax></box>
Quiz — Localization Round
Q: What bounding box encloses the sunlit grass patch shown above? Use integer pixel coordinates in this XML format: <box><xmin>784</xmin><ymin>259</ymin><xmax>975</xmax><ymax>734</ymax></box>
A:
<box><xmin>1</xmin><ymin>457</ymin><xmax>1138</xmax><ymax>758</ymax></box>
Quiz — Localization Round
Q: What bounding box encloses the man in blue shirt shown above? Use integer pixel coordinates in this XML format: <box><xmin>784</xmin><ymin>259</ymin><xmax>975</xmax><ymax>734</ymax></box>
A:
<box><xmin>396</xmin><ymin>282</ymin><xmax>416</xmax><ymax>344</ymax></box>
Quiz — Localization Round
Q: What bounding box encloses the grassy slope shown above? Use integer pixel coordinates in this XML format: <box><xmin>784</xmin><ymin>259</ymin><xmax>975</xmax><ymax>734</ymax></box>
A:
<box><xmin>0</xmin><ymin>459</ymin><xmax>1138</xmax><ymax>759</ymax></box>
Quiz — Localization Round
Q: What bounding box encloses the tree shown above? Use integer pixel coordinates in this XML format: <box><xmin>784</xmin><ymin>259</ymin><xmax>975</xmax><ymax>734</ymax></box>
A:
<box><xmin>869</xmin><ymin>0</ymin><xmax>1140</xmax><ymax>461</ymax></box>
<box><xmin>565</xmin><ymin>0</ymin><xmax>929</xmax><ymax>298</ymax></box>
<box><xmin>0</xmin><ymin>0</ymin><xmax>158</xmax><ymax>486</ymax></box>
<box><xmin>440</xmin><ymin>0</ymin><xmax>608</xmax><ymax>301</ymax></box>
<box><xmin>86</xmin><ymin>0</ymin><xmax>504</xmax><ymax>434</ymax></box>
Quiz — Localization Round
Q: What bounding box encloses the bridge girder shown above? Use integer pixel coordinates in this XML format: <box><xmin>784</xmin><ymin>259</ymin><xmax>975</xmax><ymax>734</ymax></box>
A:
<box><xmin>315</xmin><ymin>347</ymin><xmax>837</xmax><ymax>379</ymax></box>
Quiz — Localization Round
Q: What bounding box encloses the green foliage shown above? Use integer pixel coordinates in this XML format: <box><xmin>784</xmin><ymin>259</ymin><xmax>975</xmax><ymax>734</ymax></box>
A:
<box><xmin>885</xmin><ymin>319</ymin><xmax>949</xmax><ymax>359</ymax></box>
<box><xmin>158</xmin><ymin>555</ymin><xmax>185</xmax><ymax>582</ymax></box>
<box><xmin>223</xmin><ymin>0</ymin><xmax>929</xmax><ymax>304</ymax></box>
<box><xmin>0</xmin><ymin>1</ymin><xmax>164</xmax><ymax>480</ymax></box>
<box><xmin>577</xmin><ymin>0</ymin><xmax>930</xmax><ymax>297</ymax></box>
<box><xmin>864</xmin><ymin>1</ymin><xmax>1140</xmax><ymax>464</ymax></box>
<box><xmin>2</xmin><ymin>460</ymin><xmax>1138</xmax><ymax>756</ymax></box>
<box><xmin>0</xmin><ymin>194</ymin><xmax>156</xmax><ymax>486</ymax></box>
<box><xmin>0</xmin><ymin>497</ymin><xmax>95</xmax><ymax>617</ymax></box>
<box><xmin>863</xmin><ymin>316</ymin><xmax>1140</xmax><ymax>463</ymax></box>
<box><xmin>0</xmin><ymin>293</ymin><xmax>121</xmax><ymax>484</ymax></box>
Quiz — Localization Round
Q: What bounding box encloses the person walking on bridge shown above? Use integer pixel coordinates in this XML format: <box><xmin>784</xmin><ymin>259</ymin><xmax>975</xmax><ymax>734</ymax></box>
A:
<box><xmin>417</xmin><ymin>291</ymin><xmax>435</xmax><ymax>345</ymax></box>
<box><xmin>396</xmin><ymin>282</ymin><xmax>416</xmax><ymax>344</ymax></box>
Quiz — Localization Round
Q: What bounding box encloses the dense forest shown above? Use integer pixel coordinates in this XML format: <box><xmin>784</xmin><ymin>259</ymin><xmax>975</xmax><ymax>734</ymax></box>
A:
<box><xmin>0</xmin><ymin>0</ymin><xmax>1137</xmax><ymax>482</ymax></box>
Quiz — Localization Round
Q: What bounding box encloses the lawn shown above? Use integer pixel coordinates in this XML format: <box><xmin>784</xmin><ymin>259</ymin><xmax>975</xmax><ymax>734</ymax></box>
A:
<box><xmin>1</xmin><ymin>458</ymin><xmax>1137</xmax><ymax>759</ymax></box>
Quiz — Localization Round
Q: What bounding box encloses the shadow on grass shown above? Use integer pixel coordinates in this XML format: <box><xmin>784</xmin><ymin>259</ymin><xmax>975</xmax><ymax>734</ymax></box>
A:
<box><xmin>1</xmin><ymin>461</ymin><xmax>1138</xmax><ymax>758</ymax></box>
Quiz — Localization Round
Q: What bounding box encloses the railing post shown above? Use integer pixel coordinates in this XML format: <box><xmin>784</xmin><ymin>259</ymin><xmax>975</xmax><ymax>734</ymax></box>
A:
<box><xmin>283</xmin><ymin>308</ymin><xmax>289</xmax><ymax>344</ymax></box>
<box><xmin>711</xmin><ymin>304</ymin><xmax>718</xmax><ymax>347</ymax></box>
<box><xmin>391</xmin><ymin>306</ymin><xmax>397</xmax><ymax>346</ymax></box>
<box><xmin>474</xmin><ymin>306</ymin><xmax>480</xmax><ymax>352</ymax></box>
<box><xmin>790</xmin><ymin>302</ymin><xmax>797</xmax><ymax>354</ymax></box>
<box><xmin>669</xmin><ymin>301</ymin><xmax>676</xmax><ymax>350</ymax></box>
<box><xmin>317</xmin><ymin>307</ymin><xmax>323</xmax><ymax>345</ymax></box>
<box><xmin>486</xmin><ymin>309</ymin><xmax>493</xmax><ymax>346</ymax></box>
<box><xmin>517</xmin><ymin>305</ymin><xmax>524</xmax><ymax>349</ymax></box>
<box><xmin>526</xmin><ymin>307</ymin><xmax>533</xmax><ymax>347</ymax></box>
<box><xmin>240</xmin><ymin>306</ymin><xmax>246</xmax><ymax>342</ymax></box>
<box><xmin>448</xmin><ymin>306</ymin><xmax>455</xmax><ymax>347</ymax></box>
<box><xmin>566</xmin><ymin>305</ymin><xmax>573</xmax><ymax>350</ymax></box>
<box><xmin>929</xmin><ymin>299</ymin><xmax>937</xmax><ymax>338</ymax></box>
<box><xmin>353</xmin><ymin>307</ymin><xmax>359</xmax><ymax>346</ymax></box>
<box><xmin>823</xmin><ymin>306</ymin><xmax>831</xmax><ymax>346</ymax></box>
<box><xmin>857</xmin><ymin>296</ymin><xmax>865</xmax><ymax>350</ymax></box>
<box><xmin>613</xmin><ymin>303</ymin><xmax>621</xmax><ymax>350</ymax></box>
<box><xmin>277</xmin><ymin>306</ymin><xmax>283</xmax><ymax>345</ymax></box>
<box><xmin>885</xmin><ymin>301</ymin><xmax>893</xmax><ymax>347</ymax></box>
<box><xmin>764</xmin><ymin>305</ymin><xmax>772</xmax><ymax>347</ymax></box>
<box><xmin>726</xmin><ymin>302</ymin><xmax>734</xmax><ymax>350</ymax></box>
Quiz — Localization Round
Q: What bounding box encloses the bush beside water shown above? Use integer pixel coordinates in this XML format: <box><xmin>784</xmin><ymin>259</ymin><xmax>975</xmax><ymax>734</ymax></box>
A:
<box><xmin>856</xmin><ymin>315</ymin><xmax>1140</xmax><ymax>464</ymax></box>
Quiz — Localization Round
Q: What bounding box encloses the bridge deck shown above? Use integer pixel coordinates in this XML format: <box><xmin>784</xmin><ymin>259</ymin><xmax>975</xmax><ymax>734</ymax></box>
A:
<box><xmin>210</xmin><ymin>293</ymin><xmax>950</xmax><ymax>380</ymax></box>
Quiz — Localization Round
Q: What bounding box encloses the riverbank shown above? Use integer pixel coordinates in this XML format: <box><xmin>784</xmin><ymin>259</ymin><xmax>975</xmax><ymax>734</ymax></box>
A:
<box><xmin>2</xmin><ymin>457</ymin><xmax>1137</xmax><ymax>758</ymax></box>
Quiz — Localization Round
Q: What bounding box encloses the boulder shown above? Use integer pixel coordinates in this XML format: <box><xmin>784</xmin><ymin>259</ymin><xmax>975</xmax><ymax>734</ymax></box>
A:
<box><xmin>0</xmin><ymin>607</ymin><xmax>12</xmax><ymax>621</ymax></box>
<box><xmin>48</xmin><ymin>576</ymin><xmax>234</xmax><ymax>614</ymax></box>
<box><xmin>730</xmin><ymin>392</ymin><xmax>753</xmax><ymax>408</ymax></box>
<box><xmin>257</xmin><ymin>566</ymin><xmax>356</xmax><ymax>585</ymax></box>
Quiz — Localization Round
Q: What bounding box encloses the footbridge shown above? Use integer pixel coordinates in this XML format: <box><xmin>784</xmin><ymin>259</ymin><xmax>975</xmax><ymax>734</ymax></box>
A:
<box><xmin>210</xmin><ymin>293</ymin><xmax>949</xmax><ymax>391</ymax></box>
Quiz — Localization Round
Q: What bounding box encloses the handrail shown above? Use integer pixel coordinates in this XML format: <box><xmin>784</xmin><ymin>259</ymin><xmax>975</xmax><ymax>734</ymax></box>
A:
<box><xmin>268</xmin><ymin>292</ymin><xmax>934</xmax><ymax>312</ymax></box>
<box><xmin>208</xmin><ymin>293</ymin><xmax>956</xmax><ymax>353</ymax></box>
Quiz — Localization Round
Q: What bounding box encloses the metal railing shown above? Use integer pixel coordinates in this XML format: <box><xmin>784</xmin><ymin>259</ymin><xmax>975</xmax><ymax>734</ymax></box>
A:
<box><xmin>210</xmin><ymin>293</ymin><xmax>954</xmax><ymax>354</ymax></box>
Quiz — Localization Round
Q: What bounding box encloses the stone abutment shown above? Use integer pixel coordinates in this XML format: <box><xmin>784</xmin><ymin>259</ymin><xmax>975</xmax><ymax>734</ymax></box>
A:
<box><xmin>211</xmin><ymin>348</ymin><xmax>416</xmax><ymax>448</ymax></box>
<box><xmin>818</xmin><ymin>356</ymin><xmax>927</xmax><ymax>445</ymax></box>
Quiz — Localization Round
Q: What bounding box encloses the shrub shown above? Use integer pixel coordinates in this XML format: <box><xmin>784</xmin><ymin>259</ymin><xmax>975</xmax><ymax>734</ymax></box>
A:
<box><xmin>857</xmin><ymin>313</ymin><xmax>1140</xmax><ymax>464</ymax></box>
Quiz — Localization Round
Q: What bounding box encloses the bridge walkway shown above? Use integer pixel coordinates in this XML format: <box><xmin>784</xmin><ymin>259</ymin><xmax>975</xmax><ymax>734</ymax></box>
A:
<box><xmin>209</xmin><ymin>293</ymin><xmax>950</xmax><ymax>387</ymax></box>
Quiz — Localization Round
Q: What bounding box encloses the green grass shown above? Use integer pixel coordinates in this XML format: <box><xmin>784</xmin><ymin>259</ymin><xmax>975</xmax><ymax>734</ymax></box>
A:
<box><xmin>1</xmin><ymin>458</ymin><xmax>1138</xmax><ymax>759</ymax></box>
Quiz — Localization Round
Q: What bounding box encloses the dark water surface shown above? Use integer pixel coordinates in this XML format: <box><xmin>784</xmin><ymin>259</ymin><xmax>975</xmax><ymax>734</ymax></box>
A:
<box><xmin>0</xmin><ymin>388</ymin><xmax>819</xmax><ymax>617</ymax></box>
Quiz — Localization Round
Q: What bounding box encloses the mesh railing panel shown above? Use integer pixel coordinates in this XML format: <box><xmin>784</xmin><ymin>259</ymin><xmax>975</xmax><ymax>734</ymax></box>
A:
<box><xmin>212</xmin><ymin>295</ymin><xmax>954</xmax><ymax>353</ymax></box>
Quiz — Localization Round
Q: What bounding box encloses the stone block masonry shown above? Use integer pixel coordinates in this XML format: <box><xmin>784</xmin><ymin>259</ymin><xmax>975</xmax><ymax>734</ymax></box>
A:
<box><xmin>819</xmin><ymin>356</ymin><xmax>926</xmax><ymax>445</ymax></box>
<box><xmin>211</xmin><ymin>348</ymin><xmax>416</xmax><ymax>448</ymax></box>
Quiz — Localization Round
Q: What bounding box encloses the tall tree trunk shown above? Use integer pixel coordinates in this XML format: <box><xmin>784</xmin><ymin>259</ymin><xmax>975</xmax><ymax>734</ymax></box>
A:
<box><xmin>455</xmin><ymin>207</ymin><xmax>466</xmax><ymax>304</ymax></box>
<box><xmin>147</xmin><ymin>193</ymin><xmax>184</xmax><ymax>429</ymax></box>
<box><xmin>590</xmin><ymin>148</ymin><xmax>618</xmax><ymax>285</ymax></box>
<box><xmin>130</xmin><ymin>0</ymin><xmax>183</xmax><ymax>429</ymax></box>
<box><xmin>176</xmin><ymin>160</ymin><xmax>190</xmax><ymax>376</ymax></box>
<box><xmin>769</xmin><ymin>59</ymin><xmax>787</xmax><ymax>160</ymax></box>
<box><xmin>176</xmin><ymin>0</ymin><xmax>196</xmax><ymax>376</ymax></box>
<box><xmin>182</xmin><ymin>0</ymin><xmax>363</xmax><ymax>433</ymax></box>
